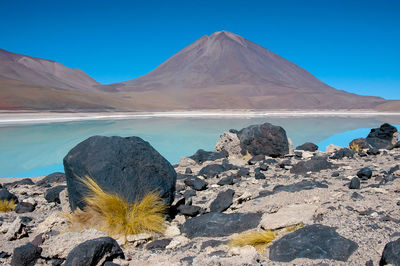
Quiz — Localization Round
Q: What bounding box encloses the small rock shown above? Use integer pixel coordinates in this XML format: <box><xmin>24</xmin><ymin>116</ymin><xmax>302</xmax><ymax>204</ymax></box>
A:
<box><xmin>254</xmin><ymin>168</ymin><xmax>266</xmax><ymax>179</ymax></box>
<box><xmin>380</xmin><ymin>237</ymin><xmax>400</xmax><ymax>265</ymax></box>
<box><xmin>357</xmin><ymin>167</ymin><xmax>373</xmax><ymax>180</ymax></box>
<box><xmin>44</xmin><ymin>185</ymin><xmax>67</xmax><ymax>204</ymax></box>
<box><xmin>291</xmin><ymin>157</ymin><xmax>335</xmax><ymax>174</ymax></box>
<box><xmin>189</xmin><ymin>149</ymin><xmax>227</xmax><ymax>164</ymax></box>
<box><xmin>146</xmin><ymin>238</ymin><xmax>172</xmax><ymax>250</ymax></box>
<box><xmin>178</xmin><ymin>205</ymin><xmax>201</xmax><ymax>217</ymax></box>
<box><xmin>296</xmin><ymin>142</ymin><xmax>318</xmax><ymax>152</ymax></box>
<box><xmin>349</xmin><ymin>138</ymin><xmax>370</xmax><ymax>150</ymax></box>
<box><xmin>11</xmin><ymin>243</ymin><xmax>42</xmax><ymax>266</ymax></box>
<box><xmin>164</xmin><ymin>224</ymin><xmax>181</xmax><ymax>237</ymax></box>
<box><xmin>367</xmin><ymin>147</ymin><xmax>380</xmax><ymax>155</ymax></box>
<box><xmin>185</xmin><ymin>168</ymin><xmax>192</xmax><ymax>174</ymax></box>
<box><xmin>64</xmin><ymin>237</ymin><xmax>124</xmax><ymax>266</ymax></box>
<box><xmin>236</xmin><ymin>167</ymin><xmax>250</xmax><ymax>177</ymax></box>
<box><xmin>248</xmin><ymin>154</ymin><xmax>265</xmax><ymax>165</ymax></box>
<box><xmin>36</xmin><ymin>172</ymin><xmax>66</xmax><ymax>187</ymax></box>
<box><xmin>326</xmin><ymin>144</ymin><xmax>343</xmax><ymax>153</ymax></box>
<box><xmin>198</xmin><ymin>164</ymin><xmax>226</xmax><ymax>178</ymax></box>
<box><xmin>210</xmin><ymin>189</ymin><xmax>235</xmax><ymax>213</ymax></box>
<box><xmin>259</xmin><ymin>164</ymin><xmax>269</xmax><ymax>171</ymax></box>
<box><xmin>214</xmin><ymin>132</ymin><xmax>242</xmax><ymax>157</ymax></box>
<box><xmin>0</xmin><ymin>251</ymin><xmax>11</xmax><ymax>258</ymax></box>
<box><xmin>183</xmin><ymin>189</ymin><xmax>196</xmax><ymax>199</ymax></box>
<box><xmin>349</xmin><ymin>177</ymin><xmax>361</xmax><ymax>189</ymax></box>
<box><xmin>217</xmin><ymin>175</ymin><xmax>234</xmax><ymax>186</ymax></box>
<box><xmin>59</xmin><ymin>188</ymin><xmax>71</xmax><ymax>213</ymax></box>
<box><xmin>201</xmin><ymin>239</ymin><xmax>228</xmax><ymax>249</ymax></box>
<box><xmin>184</xmin><ymin>177</ymin><xmax>208</xmax><ymax>191</ymax></box>
<box><xmin>330</xmin><ymin>148</ymin><xmax>355</xmax><ymax>160</ymax></box>
<box><xmin>166</xmin><ymin>235</ymin><xmax>190</xmax><ymax>249</ymax></box>
<box><xmin>15</xmin><ymin>202</ymin><xmax>35</xmax><ymax>213</ymax></box>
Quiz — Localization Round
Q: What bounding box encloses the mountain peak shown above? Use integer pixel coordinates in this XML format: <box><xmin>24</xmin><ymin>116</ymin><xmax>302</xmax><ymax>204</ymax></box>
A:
<box><xmin>208</xmin><ymin>31</ymin><xmax>247</xmax><ymax>46</ymax></box>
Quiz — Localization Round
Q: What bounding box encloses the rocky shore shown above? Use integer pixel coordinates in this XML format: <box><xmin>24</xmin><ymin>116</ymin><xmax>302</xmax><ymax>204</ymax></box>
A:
<box><xmin>1</xmin><ymin>122</ymin><xmax>400</xmax><ymax>265</ymax></box>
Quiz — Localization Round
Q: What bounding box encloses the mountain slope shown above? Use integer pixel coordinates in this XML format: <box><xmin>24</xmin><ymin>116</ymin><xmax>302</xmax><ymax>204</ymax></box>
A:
<box><xmin>0</xmin><ymin>48</ymin><xmax>99</xmax><ymax>92</ymax></box>
<box><xmin>103</xmin><ymin>31</ymin><xmax>387</xmax><ymax>110</ymax></box>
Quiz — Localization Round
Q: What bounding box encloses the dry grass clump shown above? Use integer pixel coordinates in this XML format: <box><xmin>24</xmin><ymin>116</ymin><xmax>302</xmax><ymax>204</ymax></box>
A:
<box><xmin>350</xmin><ymin>142</ymin><xmax>361</xmax><ymax>152</ymax></box>
<box><xmin>65</xmin><ymin>176</ymin><xmax>167</xmax><ymax>240</ymax></box>
<box><xmin>229</xmin><ymin>223</ymin><xmax>304</xmax><ymax>254</ymax></box>
<box><xmin>0</xmin><ymin>199</ymin><xmax>16</xmax><ymax>212</ymax></box>
<box><xmin>229</xmin><ymin>229</ymin><xmax>276</xmax><ymax>253</ymax></box>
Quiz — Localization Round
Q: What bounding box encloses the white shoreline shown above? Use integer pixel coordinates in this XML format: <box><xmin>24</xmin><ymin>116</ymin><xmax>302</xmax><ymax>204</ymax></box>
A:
<box><xmin>1</xmin><ymin>110</ymin><xmax>400</xmax><ymax>125</ymax></box>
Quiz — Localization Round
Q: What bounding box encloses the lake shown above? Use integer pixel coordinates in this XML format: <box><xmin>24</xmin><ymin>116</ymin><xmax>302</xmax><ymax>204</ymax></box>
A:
<box><xmin>1</xmin><ymin>115</ymin><xmax>400</xmax><ymax>178</ymax></box>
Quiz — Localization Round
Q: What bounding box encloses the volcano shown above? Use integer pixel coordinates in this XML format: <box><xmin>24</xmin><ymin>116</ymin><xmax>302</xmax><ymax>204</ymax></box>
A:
<box><xmin>101</xmin><ymin>31</ymin><xmax>387</xmax><ymax>110</ymax></box>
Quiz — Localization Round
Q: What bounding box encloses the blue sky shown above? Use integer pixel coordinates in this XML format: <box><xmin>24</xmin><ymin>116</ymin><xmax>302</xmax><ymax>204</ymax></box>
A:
<box><xmin>1</xmin><ymin>0</ymin><xmax>399</xmax><ymax>99</ymax></box>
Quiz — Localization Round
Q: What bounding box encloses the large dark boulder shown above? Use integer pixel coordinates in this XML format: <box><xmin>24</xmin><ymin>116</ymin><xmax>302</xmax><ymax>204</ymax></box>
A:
<box><xmin>380</xmin><ymin>238</ymin><xmax>400</xmax><ymax>265</ymax></box>
<box><xmin>64</xmin><ymin>237</ymin><xmax>124</xmax><ymax>266</ymax></box>
<box><xmin>0</xmin><ymin>188</ymin><xmax>18</xmax><ymax>203</ymax></box>
<box><xmin>296</xmin><ymin>142</ymin><xmax>318</xmax><ymax>152</ymax></box>
<box><xmin>209</xmin><ymin>189</ymin><xmax>234</xmax><ymax>213</ymax></box>
<box><xmin>36</xmin><ymin>172</ymin><xmax>66</xmax><ymax>187</ymax></box>
<box><xmin>366</xmin><ymin>123</ymin><xmax>398</xmax><ymax>149</ymax></box>
<box><xmin>269</xmin><ymin>224</ymin><xmax>358</xmax><ymax>262</ymax></box>
<box><xmin>236</xmin><ymin>122</ymin><xmax>289</xmax><ymax>157</ymax></box>
<box><xmin>290</xmin><ymin>157</ymin><xmax>336</xmax><ymax>174</ymax></box>
<box><xmin>44</xmin><ymin>185</ymin><xmax>67</xmax><ymax>204</ymax></box>
<box><xmin>182</xmin><ymin>212</ymin><xmax>262</xmax><ymax>238</ymax></box>
<box><xmin>189</xmin><ymin>149</ymin><xmax>227</xmax><ymax>164</ymax></box>
<box><xmin>11</xmin><ymin>243</ymin><xmax>42</xmax><ymax>266</ymax></box>
<box><xmin>63</xmin><ymin>136</ymin><xmax>177</xmax><ymax>210</ymax></box>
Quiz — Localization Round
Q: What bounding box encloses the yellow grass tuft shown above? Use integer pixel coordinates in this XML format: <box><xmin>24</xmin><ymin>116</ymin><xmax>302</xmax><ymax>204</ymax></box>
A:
<box><xmin>0</xmin><ymin>199</ymin><xmax>16</xmax><ymax>212</ymax></box>
<box><xmin>229</xmin><ymin>229</ymin><xmax>276</xmax><ymax>254</ymax></box>
<box><xmin>65</xmin><ymin>176</ymin><xmax>167</xmax><ymax>240</ymax></box>
<box><xmin>350</xmin><ymin>142</ymin><xmax>361</xmax><ymax>152</ymax></box>
<box><xmin>243</xmin><ymin>150</ymin><xmax>252</xmax><ymax>161</ymax></box>
<box><xmin>229</xmin><ymin>223</ymin><xmax>305</xmax><ymax>254</ymax></box>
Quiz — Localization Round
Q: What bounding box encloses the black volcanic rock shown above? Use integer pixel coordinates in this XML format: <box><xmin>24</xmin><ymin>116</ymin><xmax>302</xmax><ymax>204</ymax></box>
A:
<box><xmin>380</xmin><ymin>238</ymin><xmax>400</xmax><ymax>265</ymax></box>
<box><xmin>357</xmin><ymin>167</ymin><xmax>373</xmax><ymax>180</ymax></box>
<box><xmin>237</xmin><ymin>122</ymin><xmax>289</xmax><ymax>157</ymax></box>
<box><xmin>3</xmin><ymin>178</ymin><xmax>34</xmax><ymax>189</ymax></box>
<box><xmin>330</xmin><ymin>148</ymin><xmax>355</xmax><ymax>160</ymax></box>
<box><xmin>0</xmin><ymin>188</ymin><xmax>18</xmax><ymax>203</ymax></box>
<box><xmin>36</xmin><ymin>172</ymin><xmax>66</xmax><ymax>187</ymax></box>
<box><xmin>64</xmin><ymin>237</ymin><xmax>124</xmax><ymax>266</ymax></box>
<box><xmin>177</xmin><ymin>205</ymin><xmax>202</xmax><ymax>217</ymax></box>
<box><xmin>273</xmin><ymin>180</ymin><xmax>328</xmax><ymax>193</ymax></box>
<box><xmin>349</xmin><ymin>177</ymin><xmax>361</xmax><ymax>189</ymax></box>
<box><xmin>44</xmin><ymin>185</ymin><xmax>66</xmax><ymax>204</ymax></box>
<box><xmin>189</xmin><ymin>149</ymin><xmax>227</xmax><ymax>164</ymax></box>
<box><xmin>182</xmin><ymin>212</ymin><xmax>262</xmax><ymax>238</ymax></box>
<box><xmin>296</xmin><ymin>142</ymin><xmax>318</xmax><ymax>152</ymax></box>
<box><xmin>209</xmin><ymin>189</ymin><xmax>234</xmax><ymax>213</ymax></box>
<box><xmin>15</xmin><ymin>202</ymin><xmax>35</xmax><ymax>213</ymax></box>
<box><xmin>291</xmin><ymin>157</ymin><xmax>335</xmax><ymax>174</ymax></box>
<box><xmin>198</xmin><ymin>164</ymin><xmax>226</xmax><ymax>178</ymax></box>
<box><xmin>366</xmin><ymin>123</ymin><xmax>398</xmax><ymax>149</ymax></box>
<box><xmin>269</xmin><ymin>224</ymin><xmax>358</xmax><ymax>262</ymax></box>
<box><xmin>184</xmin><ymin>177</ymin><xmax>208</xmax><ymax>191</ymax></box>
<box><xmin>11</xmin><ymin>243</ymin><xmax>42</xmax><ymax>266</ymax></box>
<box><xmin>63</xmin><ymin>136</ymin><xmax>177</xmax><ymax>210</ymax></box>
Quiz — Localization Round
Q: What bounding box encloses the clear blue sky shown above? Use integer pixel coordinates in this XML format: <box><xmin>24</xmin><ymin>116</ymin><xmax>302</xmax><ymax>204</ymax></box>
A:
<box><xmin>1</xmin><ymin>0</ymin><xmax>399</xmax><ymax>99</ymax></box>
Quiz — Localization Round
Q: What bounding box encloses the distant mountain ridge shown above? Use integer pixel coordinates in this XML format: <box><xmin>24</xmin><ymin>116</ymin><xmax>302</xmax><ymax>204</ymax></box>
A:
<box><xmin>0</xmin><ymin>31</ymin><xmax>398</xmax><ymax>111</ymax></box>
<box><xmin>0</xmin><ymin>48</ymin><xmax>99</xmax><ymax>92</ymax></box>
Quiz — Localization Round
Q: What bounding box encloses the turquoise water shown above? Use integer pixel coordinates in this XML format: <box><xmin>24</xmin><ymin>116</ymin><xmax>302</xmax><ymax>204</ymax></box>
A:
<box><xmin>1</xmin><ymin>116</ymin><xmax>399</xmax><ymax>178</ymax></box>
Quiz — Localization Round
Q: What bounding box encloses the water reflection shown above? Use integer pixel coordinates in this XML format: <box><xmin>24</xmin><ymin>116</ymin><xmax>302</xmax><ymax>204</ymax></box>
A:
<box><xmin>1</xmin><ymin>115</ymin><xmax>399</xmax><ymax>177</ymax></box>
